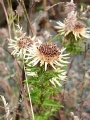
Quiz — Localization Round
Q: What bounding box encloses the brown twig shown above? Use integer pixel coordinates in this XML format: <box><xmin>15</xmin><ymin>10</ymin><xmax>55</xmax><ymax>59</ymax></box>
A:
<box><xmin>15</xmin><ymin>67</ymin><xmax>25</xmax><ymax>120</ymax></box>
<box><xmin>43</xmin><ymin>0</ymin><xmax>47</xmax><ymax>10</ymax></box>
<box><xmin>14</xmin><ymin>58</ymin><xmax>31</xmax><ymax>120</ymax></box>
<box><xmin>20</xmin><ymin>0</ymin><xmax>34</xmax><ymax>36</ymax></box>
<box><xmin>58</xmin><ymin>109</ymin><xmax>62</xmax><ymax>120</ymax></box>
<box><xmin>26</xmin><ymin>0</ymin><xmax>34</xmax><ymax>35</ymax></box>
<box><xmin>0</xmin><ymin>0</ymin><xmax>11</xmax><ymax>39</ymax></box>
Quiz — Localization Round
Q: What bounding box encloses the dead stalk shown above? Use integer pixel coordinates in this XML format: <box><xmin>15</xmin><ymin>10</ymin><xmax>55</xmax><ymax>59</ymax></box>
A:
<box><xmin>0</xmin><ymin>0</ymin><xmax>11</xmax><ymax>38</ymax></box>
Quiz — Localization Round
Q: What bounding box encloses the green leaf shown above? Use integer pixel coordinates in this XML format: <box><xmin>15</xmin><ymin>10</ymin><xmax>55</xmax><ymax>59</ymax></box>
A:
<box><xmin>34</xmin><ymin>114</ymin><xmax>44</xmax><ymax>120</ymax></box>
<box><xmin>42</xmin><ymin>100</ymin><xmax>60</xmax><ymax>107</ymax></box>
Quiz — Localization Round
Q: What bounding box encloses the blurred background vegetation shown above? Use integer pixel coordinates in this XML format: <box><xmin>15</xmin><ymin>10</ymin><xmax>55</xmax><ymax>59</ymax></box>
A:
<box><xmin>0</xmin><ymin>0</ymin><xmax>90</xmax><ymax>120</ymax></box>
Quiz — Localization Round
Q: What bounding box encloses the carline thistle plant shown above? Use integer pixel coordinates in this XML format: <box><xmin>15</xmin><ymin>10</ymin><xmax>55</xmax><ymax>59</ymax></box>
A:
<box><xmin>26</xmin><ymin>42</ymin><xmax>69</xmax><ymax>85</ymax></box>
<box><xmin>25</xmin><ymin>43</ymin><xmax>69</xmax><ymax>119</ymax></box>
<box><xmin>8</xmin><ymin>24</ymin><xmax>69</xmax><ymax>119</ymax></box>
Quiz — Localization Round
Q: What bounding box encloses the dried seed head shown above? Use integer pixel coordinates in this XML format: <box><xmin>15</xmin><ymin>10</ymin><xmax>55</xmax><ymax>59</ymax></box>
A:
<box><xmin>16</xmin><ymin>5</ymin><xmax>23</xmax><ymax>17</ymax></box>
<box><xmin>17</xmin><ymin>37</ymin><xmax>34</xmax><ymax>49</ymax></box>
<box><xmin>38</xmin><ymin>43</ymin><xmax>60</xmax><ymax>62</ymax></box>
<box><xmin>65</xmin><ymin>11</ymin><xmax>77</xmax><ymax>31</ymax></box>
<box><xmin>0</xmin><ymin>28</ymin><xmax>8</xmax><ymax>37</ymax></box>
<box><xmin>65</xmin><ymin>0</ymin><xmax>76</xmax><ymax>14</ymax></box>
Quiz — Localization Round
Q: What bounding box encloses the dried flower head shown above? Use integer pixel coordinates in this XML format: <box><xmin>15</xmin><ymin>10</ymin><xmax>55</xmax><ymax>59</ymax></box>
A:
<box><xmin>72</xmin><ymin>20</ymin><xmax>90</xmax><ymax>40</ymax></box>
<box><xmin>65</xmin><ymin>11</ymin><xmax>77</xmax><ymax>32</ymax></box>
<box><xmin>0</xmin><ymin>28</ymin><xmax>8</xmax><ymax>37</ymax></box>
<box><xmin>17</xmin><ymin>37</ymin><xmax>34</xmax><ymax>48</ymax></box>
<box><xmin>8</xmin><ymin>24</ymin><xmax>40</xmax><ymax>58</ymax></box>
<box><xmin>16</xmin><ymin>4</ymin><xmax>23</xmax><ymax>17</ymax></box>
<box><xmin>56</xmin><ymin>11</ymin><xmax>77</xmax><ymax>36</ymax></box>
<box><xmin>65</xmin><ymin>0</ymin><xmax>76</xmax><ymax>14</ymax></box>
<box><xmin>56</xmin><ymin>12</ymin><xmax>90</xmax><ymax>40</ymax></box>
<box><xmin>8</xmin><ymin>35</ymin><xmax>36</xmax><ymax>58</ymax></box>
<box><xmin>27</xmin><ymin>43</ymin><xmax>69</xmax><ymax>71</ymax></box>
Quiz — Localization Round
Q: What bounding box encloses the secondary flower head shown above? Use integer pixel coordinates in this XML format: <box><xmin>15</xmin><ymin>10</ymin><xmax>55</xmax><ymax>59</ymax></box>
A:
<box><xmin>65</xmin><ymin>0</ymin><xmax>76</xmax><ymax>14</ymax></box>
<box><xmin>8</xmin><ymin>35</ymin><xmax>36</xmax><ymax>58</ymax></box>
<box><xmin>56</xmin><ymin>11</ymin><xmax>90</xmax><ymax>40</ymax></box>
<box><xmin>27</xmin><ymin>43</ymin><xmax>69</xmax><ymax>71</ymax></box>
<box><xmin>72</xmin><ymin>20</ymin><xmax>90</xmax><ymax>40</ymax></box>
<box><xmin>16</xmin><ymin>4</ymin><xmax>23</xmax><ymax>17</ymax></box>
<box><xmin>8</xmin><ymin>24</ymin><xmax>41</xmax><ymax>58</ymax></box>
<box><xmin>56</xmin><ymin>11</ymin><xmax>77</xmax><ymax>36</ymax></box>
<box><xmin>64</xmin><ymin>11</ymin><xmax>77</xmax><ymax>35</ymax></box>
